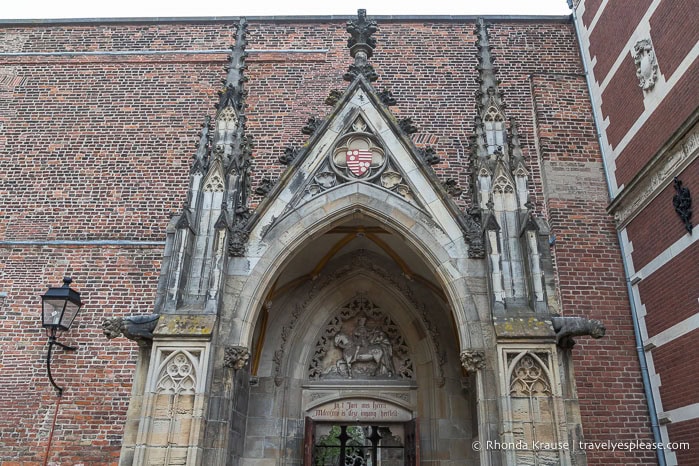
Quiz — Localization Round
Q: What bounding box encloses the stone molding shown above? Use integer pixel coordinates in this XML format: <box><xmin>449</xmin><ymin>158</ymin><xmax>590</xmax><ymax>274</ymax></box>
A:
<box><xmin>610</xmin><ymin>121</ymin><xmax>699</xmax><ymax>228</ymax></box>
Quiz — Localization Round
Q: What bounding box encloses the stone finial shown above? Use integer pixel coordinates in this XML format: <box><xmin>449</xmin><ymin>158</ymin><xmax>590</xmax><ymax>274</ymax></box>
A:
<box><xmin>224</xmin><ymin>346</ymin><xmax>251</xmax><ymax>370</ymax></box>
<box><xmin>347</xmin><ymin>9</ymin><xmax>378</xmax><ymax>58</ymax></box>
<box><xmin>103</xmin><ymin>314</ymin><xmax>160</xmax><ymax>347</ymax></box>
<box><xmin>191</xmin><ymin>116</ymin><xmax>211</xmax><ymax>174</ymax></box>
<box><xmin>550</xmin><ymin>316</ymin><xmax>606</xmax><ymax>349</ymax></box>
<box><xmin>464</xmin><ymin>210</ymin><xmax>485</xmax><ymax>259</ymax></box>
<box><xmin>460</xmin><ymin>350</ymin><xmax>486</xmax><ymax>374</ymax></box>
<box><xmin>228</xmin><ymin>216</ymin><xmax>250</xmax><ymax>257</ymax></box>
<box><xmin>343</xmin><ymin>9</ymin><xmax>379</xmax><ymax>82</ymax></box>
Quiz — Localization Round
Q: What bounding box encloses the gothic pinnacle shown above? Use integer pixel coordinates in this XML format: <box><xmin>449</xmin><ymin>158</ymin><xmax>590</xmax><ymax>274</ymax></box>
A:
<box><xmin>344</xmin><ymin>9</ymin><xmax>379</xmax><ymax>82</ymax></box>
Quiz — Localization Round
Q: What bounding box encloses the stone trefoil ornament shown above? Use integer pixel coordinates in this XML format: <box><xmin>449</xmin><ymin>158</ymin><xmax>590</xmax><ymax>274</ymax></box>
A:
<box><xmin>633</xmin><ymin>38</ymin><xmax>659</xmax><ymax>91</ymax></box>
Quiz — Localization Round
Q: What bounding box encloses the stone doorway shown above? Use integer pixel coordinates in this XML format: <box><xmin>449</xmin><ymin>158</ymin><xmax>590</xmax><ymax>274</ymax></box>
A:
<box><xmin>305</xmin><ymin>419</ymin><xmax>419</xmax><ymax>466</ymax></box>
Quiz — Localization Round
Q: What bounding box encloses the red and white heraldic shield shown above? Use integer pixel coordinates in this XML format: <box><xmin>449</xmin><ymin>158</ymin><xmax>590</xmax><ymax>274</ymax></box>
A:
<box><xmin>346</xmin><ymin>149</ymin><xmax>373</xmax><ymax>176</ymax></box>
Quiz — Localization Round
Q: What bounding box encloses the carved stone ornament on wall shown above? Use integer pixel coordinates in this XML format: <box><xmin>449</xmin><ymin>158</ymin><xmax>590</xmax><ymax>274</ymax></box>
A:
<box><xmin>673</xmin><ymin>177</ymin><xmax>693</xmax><ymax>233</ymax></box>
<box><xmin>633</xmin><ymin>38</ymin><xmax>658</xmax><ymax>91</ymax></box>
<box><xmin>460</xmin><ymin>350</ymin><xmax>485</xmax><ymax>374</ymax></box>
<box><xmin>308</xmin><ymin>293</ymin><xmax>414</xmax><ymax>381</ymax></box>
<box><xmin>224</xmin><ymin>346</ymin><xmax>250</xmax><ymax>370</ymax></box>
<box><xmin>102</xmin><ymin>314</ymin><xmax>160</xmax><ymax>347</ymax></box>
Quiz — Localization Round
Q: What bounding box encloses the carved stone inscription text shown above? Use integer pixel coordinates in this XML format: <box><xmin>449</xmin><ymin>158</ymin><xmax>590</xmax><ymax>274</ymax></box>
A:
<box><xmin>311</xmin><ymin>399</ymin><xmax>412</xmax><ymax>422</ymax></box>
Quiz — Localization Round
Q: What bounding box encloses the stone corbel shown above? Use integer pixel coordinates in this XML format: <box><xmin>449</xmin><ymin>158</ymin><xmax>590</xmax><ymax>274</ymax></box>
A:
<box><xmin>460</xmin><ymin>350</ymin><xmax>486</xmax><ymax>375</ymax></box>
<box><xmin>102</xmin><ymin>314</ymin><xmax>160</xmax><ymax>347</ymax></box>
<box><xmin>224</xmin><ymin>346</ymin><xmax>250</xmax><ymax>370</ymax></box>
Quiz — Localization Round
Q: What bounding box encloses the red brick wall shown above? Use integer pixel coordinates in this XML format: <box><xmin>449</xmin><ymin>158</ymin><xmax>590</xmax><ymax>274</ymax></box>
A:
<box><xmin>626</xmin><ymin>159</ymin><xmax>699</xmax><ymax>271</ymax></box>
<box><xmin>638</xmin><ymin>241</ymin><xmax>699</xmax><ymax>337</ymax></box>
<box><xmin>0</xmin><ymin>246</ymin><xmax>161</xmax><ymax>465</ymax></box>
<box><xmin>588</xmin><ymin>0</ymin><xmax>651</xmax><ymax>81</ymax></box>
<box><xmin>0</xmin><ymin>18</ymin><xmax>656</xmax><ymax>465</ymax></box>
<box><xmin>650</xmin><ymin>0</ymin><xmax>699</xmax><ymax>78</ymax></box>
<box><xmin>532</xmin><ymin>75</ymin><xmax>655</xmax><ymax>464</ymax></box>
<box><xmin>615</xmin><ymin>59</ymin><xmax>699</xmax><ymax>187</ymax></box>
<box><xmin>667</xmin><ymin>417</ymin><xmax>699</xmax><ymax>465</ymax></box>
<box><xmin>581</xmin><ymin>0</ymin><xmax>603</xmax><ymax>28</ymax></box>
<box><xmin>651</xmin><ymin>329</ymin><xmax>699</xmax><ymax>411</ymax></box>
<box><xmin>601</xmin><ymin>54</ymin><xmax>646</xmax><ymax>149</ymax></box>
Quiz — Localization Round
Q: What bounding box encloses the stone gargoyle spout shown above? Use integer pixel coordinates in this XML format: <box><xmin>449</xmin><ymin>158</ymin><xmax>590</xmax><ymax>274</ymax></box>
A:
<box><xmin>550</xmin><ymin>316</ymin><xmax>606</xmax><ymax>349</ymax></box>
<box><xmin>102</xmin><ymin>314</ymin><xmax>160</xmax><ymax>347</ymax></box>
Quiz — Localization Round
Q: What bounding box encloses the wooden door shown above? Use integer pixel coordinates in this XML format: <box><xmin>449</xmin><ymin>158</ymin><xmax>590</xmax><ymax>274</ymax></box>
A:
<box><xmin>303</xmin><ymin>417</ymin><xmax>315</xmax><ymax>466</ymax></box>
<box><xmin>405</xmin><ymin>419</ymin><xmax>420</xmax><ymax>466</ymax></box>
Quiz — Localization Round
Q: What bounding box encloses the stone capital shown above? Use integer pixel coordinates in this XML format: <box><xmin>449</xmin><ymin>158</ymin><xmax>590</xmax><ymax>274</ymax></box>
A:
<box><xmin>224</xmin><ymin>346</ymin><xmax>250</xmax><ymax>370</ymax></box>
<box><xmin>460</xmin><ymin>350</ymin><xmax>486</xmax><ymax>374</ymax></box>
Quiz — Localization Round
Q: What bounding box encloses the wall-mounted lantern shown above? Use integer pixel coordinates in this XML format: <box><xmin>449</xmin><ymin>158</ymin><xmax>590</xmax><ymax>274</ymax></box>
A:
<box><xmin>41</xmin><ymin>277</ymin><xmax>82</xmax><ymax>396</ymax></box>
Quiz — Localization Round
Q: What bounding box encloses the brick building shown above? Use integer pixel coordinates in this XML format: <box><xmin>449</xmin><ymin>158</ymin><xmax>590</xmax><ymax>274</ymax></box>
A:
<box><xmin>0</xmin><ymin>8</ymin><xmax>686</xmax><ymax>465</ymax></box>
<box><xmin>573</xmin><ymin>1</ymin><xmax>699</xmax><ymax>465</ymax></box>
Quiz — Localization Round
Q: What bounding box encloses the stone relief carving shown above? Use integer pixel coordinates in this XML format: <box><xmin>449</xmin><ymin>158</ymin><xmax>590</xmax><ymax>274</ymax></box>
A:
<box><xmin>308</xmin><ymin>293</ymin><xmax>413</xmax><ymax>381</ymax></box>
<box><xmin>613</xmin><ymin>126</ymin><xmax>698</xmax><ymax>227</ymax></box>
<box><xmin>224</xmin><ymin>346</ymin><xmax>250</xmax><ymax>370</ymax></box>
<box><xmin>272</xmin><ymin>250</ymin><xmax>447</xmax><ymax>385</ymax></box>
<box><xmin>102</xmin><ymin>314</ymin><xmax>160</xmax><ymax>347</ymax></box>
<box><xmin>460</xmin><ymin>350</ymin><xmax>486</xmax><ymax>374</ymax></box>
<box><xmin>550</xmin><ymin>316</ymin><xmax>605</xmax><ymax>349</ymax></box>
<box><xmin>633</xmin><ymin>38</ymin><xmax>658</xmax><ymax>91</ymax></box>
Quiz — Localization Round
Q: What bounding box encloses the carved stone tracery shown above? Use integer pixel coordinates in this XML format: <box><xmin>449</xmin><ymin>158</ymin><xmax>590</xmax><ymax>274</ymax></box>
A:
<box><xmin>509</xmin><ymin>353</ymin><xmax>551</xmax><ymax>397</ymax></box>
<box><xmin>156</xmin><ymin>351</ymin><xmax>198</xmax><ymax>394</ymax></box>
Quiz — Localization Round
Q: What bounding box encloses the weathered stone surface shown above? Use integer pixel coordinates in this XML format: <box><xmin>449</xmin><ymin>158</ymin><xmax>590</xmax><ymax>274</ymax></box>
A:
<box><xmin>153</xmin><ymin>314</ymin><xmax>216</xmax><ymax>337</ymax></box>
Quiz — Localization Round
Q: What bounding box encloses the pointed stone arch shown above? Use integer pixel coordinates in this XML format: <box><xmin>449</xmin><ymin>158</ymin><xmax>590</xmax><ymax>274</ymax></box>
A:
<box><xmin>221</xmin><ymin>181</ymin><xmax>487</xmax><ymax>352</ymax></box>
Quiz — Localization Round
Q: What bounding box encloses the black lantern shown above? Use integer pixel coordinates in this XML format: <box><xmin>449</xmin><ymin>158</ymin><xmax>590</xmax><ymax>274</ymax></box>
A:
<box><xmin>40</xmin><ymin>277</ymin><xmax>82</xmax><ymax>396</ymax></box>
